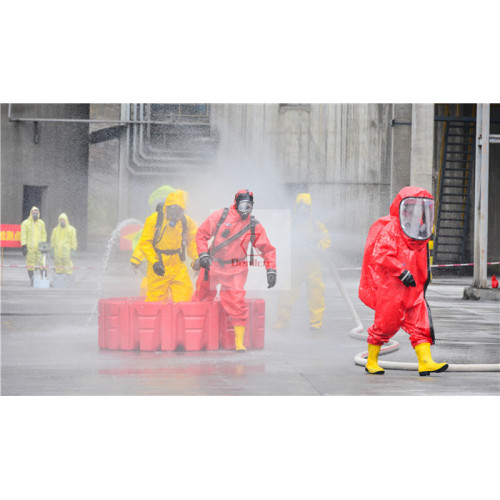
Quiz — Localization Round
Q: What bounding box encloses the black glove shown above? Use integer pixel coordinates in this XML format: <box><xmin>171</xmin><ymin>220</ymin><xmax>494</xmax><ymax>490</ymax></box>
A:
<box><xmin>191</xmin><ymin>258</ymin><xmax>201</xmax><ymax>271</ymax></box>
<box><xmin>21</xmin><ymin>245</ymin><xmax>27</xmax><ymax>257</ymax></box>
<box><xmin>153</xmin><ymin>261</ymin><xmax>165</xmax><ymax>276</ymax></box>
<box><xmin>199</xmin><ymin>253</ymin><xmax>211</xmax><ymax>270</ymax></box>
<box><xmin>267</xmin><ymin>269</ymin><xmax>277</xmax><ymax>288</ymax></box>
<box><xmin>399</xmin><ymin>270</ymin><xmax>416</xmax><ymax>287</ymax></box>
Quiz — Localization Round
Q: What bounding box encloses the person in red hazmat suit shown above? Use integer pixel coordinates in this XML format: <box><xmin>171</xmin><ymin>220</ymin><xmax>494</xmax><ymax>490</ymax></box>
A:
<box><xmin>359</xmin><ymin>186</ymin><xmax>449</xmax><ymax>376</ymax></box>
<box><xmin>138</xmin><ymin>190</ymin><xmax>199</xmax><ymax>302</ymax></box>
<box><xmin>192</xmin><ymin>189</ymin><xmax>277</xmax><ymax>352</ymax></box>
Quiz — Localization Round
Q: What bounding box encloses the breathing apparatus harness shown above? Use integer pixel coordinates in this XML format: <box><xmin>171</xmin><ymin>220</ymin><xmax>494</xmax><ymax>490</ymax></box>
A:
<box><xmin>202</xmin><ymin>207</ymin><xmax>257</xmax><ymax>280</ymax></box>
<box><xmin>152</xmin><ymin>205</ymin><xmax>188</xmax><ymax>270</ymax></box>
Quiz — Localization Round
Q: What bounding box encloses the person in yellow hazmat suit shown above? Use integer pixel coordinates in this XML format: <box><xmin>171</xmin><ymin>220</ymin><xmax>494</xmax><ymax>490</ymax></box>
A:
<box><xmin>273</xmin><ymin>193</ymin><xmax>331</xmax><ymax>331</ymax></box>
<box><xmin>20</xmin><ymin>206</ymin><xmax>47</xmax><ymax>285</ymax></box>
<box><xmin>130</xmin><ymin>185</ymin><xmax>177</xmax><ymax>296</ymax></box>
<box><xmin>50</xmin><ymin>213</ymin><xmax>77</xmax><ymax>275</ymax></box>
<box><xmin>138</xmin><ymin>190</ymin><xmax>200</xmax><ymax>302</ymax></box>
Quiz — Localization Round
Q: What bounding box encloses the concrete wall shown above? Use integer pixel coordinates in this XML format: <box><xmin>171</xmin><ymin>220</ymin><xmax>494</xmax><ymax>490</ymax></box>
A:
<box><xmin>8</xmin><ymin>103</ymin><xmax>492</xmax><ymax>266</ymax></box>
<box><xmin>1</xmin><ymin>104</ymin><xmax>89</xmax><ymax>248</ymax></box>
<box><xmin>211</xmin><ymin>103</ymin><xmax>396</xmax><ymax>264</ymax></box>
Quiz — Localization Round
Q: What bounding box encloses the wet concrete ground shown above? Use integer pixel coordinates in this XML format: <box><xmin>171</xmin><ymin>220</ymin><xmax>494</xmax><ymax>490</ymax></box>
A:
<box><xmin>1</xmin><ymin>251</ymin><xmax>499</xmax><ymax>396</ymax></box>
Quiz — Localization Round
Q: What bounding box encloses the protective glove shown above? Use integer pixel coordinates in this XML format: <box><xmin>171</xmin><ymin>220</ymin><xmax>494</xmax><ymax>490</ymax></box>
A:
<box><xmin>153</xmin><ymin>261</ymin><xmax>165</xmax><ymax>276</ymax></box>
<box><xmin>399</xmin><ymin>270</ymin><xmax>416</xmax><ymax>287</ymax></box>
<box><xmin>131</xmin><ymin>261</ymin><xmax>139</xmax><ymax>274</ymax></box>
<box><xmin>267</xmin><ymin>269</ymin><xmax>277</xmax><ymax>288</ymax></box>
<box><xmin>199</xmin><ymin>253</ymin><xmax>211</xmax><ymax>270</ymax></box>
<box><xmin>21</xmin><ymin>245</ymin><xmax>27</xmax><ymax>257</ymax></box>
<box><xmin>191</xmin><ymin>258</ymin><xmax>201</xmax><ymax>271</ymax></box>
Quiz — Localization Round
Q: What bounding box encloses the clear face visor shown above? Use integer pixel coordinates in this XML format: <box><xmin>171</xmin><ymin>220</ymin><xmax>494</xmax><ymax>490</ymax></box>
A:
<box><xmin>399</xmin><ymin>197</ymin><xmax>434</xmax><ymax>240</ymax></box>
<box><xmin>237</xmin><ymin>200</ymin><xmax>253</xmax><ymax>217</ymax></box>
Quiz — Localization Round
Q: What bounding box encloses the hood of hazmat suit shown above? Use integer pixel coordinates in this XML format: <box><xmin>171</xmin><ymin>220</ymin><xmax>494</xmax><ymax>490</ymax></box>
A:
<box><xmin>292</xmin><ymin>193</ymin><xmax>330</xmax><ymax>254</ymax></box>
<box><xmin>148</xmin><ymin>185</ymin><xmax>176</xmax><ymax>212</ymax></box>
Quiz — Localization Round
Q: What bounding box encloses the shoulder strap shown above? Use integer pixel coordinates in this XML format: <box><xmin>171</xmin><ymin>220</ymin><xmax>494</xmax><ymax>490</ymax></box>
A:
<box><xmin>153</xmin><ymin>208</ymin><xmax>164</xmax><ymax>247</ymax></box>
<box><xmin>210</xmin><ymin>219</ymin><xmax>252</xmax><ymax>257</ymax></box>
<box><xmin>208</xmin><ymin>208</ymin><xmax>229</xmax><ymax>255</ymax></box>
<box><xmin>249</xmin><ymin>215</ymin><xmax>256</xmax><ymax>265</ymax></box>
<box><xmin>179</xmin><ymin>215</ymin><xmax>188</xmax><ymax>261</ymax></box>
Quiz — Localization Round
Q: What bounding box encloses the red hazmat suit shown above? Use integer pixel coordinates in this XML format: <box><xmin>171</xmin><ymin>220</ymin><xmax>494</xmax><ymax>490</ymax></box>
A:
<box><xmin>193</xmin><ymin>201</ymin><xmax>276</xmax><ymax>326</ymax></box>
<box><xmin>359</xmin><ymin>186</ymin><xmax>434</xmax><ymax>348</ymax></box>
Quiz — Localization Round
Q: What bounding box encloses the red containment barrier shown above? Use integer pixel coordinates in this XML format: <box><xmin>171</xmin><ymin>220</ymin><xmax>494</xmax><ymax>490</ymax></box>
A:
<box><xmin>130</xmin><ymin>301</ymin><xmax>171</xmax><ymax>351</ymax></box>
<box><xmin>174</xmin><ymin>301</ymin><xmax>220</xmax><ymax>351</ymax></box>
<box><xmin>219</xmin><ymin>299</ymin><xmax>266</xmax><ymax>350</ymax></box>
<box><xmin>98</xmin><ymin>298</ymin><xmax>140</xmax><ymax>350</ymax></box>
<box><xmin>98</xmin><ymin>297</ymin><xmax>265</xmax><ymax>352</ymax></box>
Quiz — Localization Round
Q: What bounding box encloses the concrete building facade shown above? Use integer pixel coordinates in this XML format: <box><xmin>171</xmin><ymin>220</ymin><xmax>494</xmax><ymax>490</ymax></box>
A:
<box><xmin>1</xmin><ymin>103</ymin><xmax>498</xmax><ymax>269</ymax></box>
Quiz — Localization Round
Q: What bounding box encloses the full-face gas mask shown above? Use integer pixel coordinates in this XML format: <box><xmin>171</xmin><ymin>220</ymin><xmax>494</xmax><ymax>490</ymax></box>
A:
<box><xmin>399</xmin><ymin>197</ymin><xmax>434</xmax><ymax>240</ymax></box>
<box><xmin>237</xmin><ymin>200</ymin><xmax>253</xmax><ymax>220</ymax></box>
<box><xmin>167</xmin><ymin>204</ymin><xmax>184</xmax><ymax>226</ymax></box>
<box><xmin>32</xmin><ymin>210</ymin><xmax>39</xmax><ymax>221</ymax></box>
<box><xmin>235</xmin><ymin>190</ymin><xmax>254</xmax><ymax>220</ymax></box>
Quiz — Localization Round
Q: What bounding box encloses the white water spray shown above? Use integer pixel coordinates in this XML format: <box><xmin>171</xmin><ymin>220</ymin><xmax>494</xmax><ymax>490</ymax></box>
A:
<box><xmin>87</xmin><ymin>218</ymin><xmax>142</xmax><ymax>323</ymax></box>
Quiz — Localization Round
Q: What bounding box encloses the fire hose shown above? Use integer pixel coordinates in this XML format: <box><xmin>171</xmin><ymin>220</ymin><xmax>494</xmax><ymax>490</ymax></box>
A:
<box><xmin>325</xmin><ymin>255</ymin><xmax>500</xmax><ymax>373</ymax></box>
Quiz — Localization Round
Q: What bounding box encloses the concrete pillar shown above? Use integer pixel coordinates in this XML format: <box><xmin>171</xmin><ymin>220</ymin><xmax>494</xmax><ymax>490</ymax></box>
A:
<box><xmin>390</xmin><ymin>103</ymin><xmax>412</xmax><ymax>199</ymax></box>
<box><xmin>473</xmin><ymin>103</ymin><xmax>490</xmax><ymax>289</ymax></box>
<box><xmin>410</xmin><ymin>104</ymin><xmax>435</xmax><ymax>193</ymax></box>
<box><xmin>118</xmin><ymin>104</ymin><xmax>129</xmax><ymax>221</ymax></box>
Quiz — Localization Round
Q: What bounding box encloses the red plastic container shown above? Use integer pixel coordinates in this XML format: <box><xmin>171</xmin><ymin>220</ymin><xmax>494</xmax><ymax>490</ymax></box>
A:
<box><xmin>219</xmin><ymin>299</ymin><xmax>266</xmax><ymax>350</ymax></box>
<box><xmin>130</xmin><ymin>301</ymin><xmax>171</xmax><ymax>351</ymax></box>
<box><xmin>174</xmin><ymin>301</ymin><xmax>219</xmax><ymax>351</ymax></box>
<box><xmin>98</xmin><ymin>298</ymin><xmax>136</xmax><ymax>350</ymax></box>
<box><xmin>98</xmin><ymin>297</ymin><xmax>264</xmax><ymax>351</ymax></box>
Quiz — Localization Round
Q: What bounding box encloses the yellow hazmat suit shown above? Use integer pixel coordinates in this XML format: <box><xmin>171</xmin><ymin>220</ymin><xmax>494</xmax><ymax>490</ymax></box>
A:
<box><xmin>50</xmin><ymin>213</ymin><xmax>77</xmax><ymax>275</ymax></box>
<box><xmin>138</xmin><ymin>190</ymin><xmax>199</xmax><ymax>302</ymax></box>
<box><xmin>131</xmin><ymin>185</ymin><xmax>177</xmax><ymax>296</ymax></box>
<box><xmin>20</xmin><ymin>206</ymin><xmax>47</xmax><ymax>272</ymax></box>
<box><xmin>274</xmin><ymin>193</ymin><xmax>331</xmax><ymax>330</ymax></box>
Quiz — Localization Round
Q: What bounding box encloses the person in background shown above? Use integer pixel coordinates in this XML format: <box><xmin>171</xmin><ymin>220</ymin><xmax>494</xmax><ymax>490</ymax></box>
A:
<box><xmin>273</xmin><ymin>193</ymin><xmax>331</xmax><ymax>331</ymax></box>
<box><xmin>138</xmin><ymin>190</ymin><xmax>199</xmax><ymax>302</ymax></box>
<box><xmin>50</xmin><ymin>213</ymin><xmax>77</xmax><ymax>276</ymax></box>
<box><xmin>20</xmin><ymin>206</ymin><xmax>47</xmax><ymax>286</ymax></box>
<box><xmin>193</xmin><ymin>189</ymin><xmax>277</xmax><ymax>352</ymax></box>
<box><xmin>358</xmin><ymin>186</ymin><xmax>449</xmax><ymax>376</ymax></box>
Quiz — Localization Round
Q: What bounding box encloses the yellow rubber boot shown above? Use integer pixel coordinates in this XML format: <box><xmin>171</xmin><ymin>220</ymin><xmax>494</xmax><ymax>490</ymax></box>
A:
<box><xmin>234</xmin><ymin>326</ymin><xmax>247</xmax><ymax>352</ymax></box>
<box><xmin>365</xmin><ymin>344</ymin><xmax>385</xmax><ymax>374</ymax></box>
<box><xmin>414</xmin><ymin>343</ymin><xmax>448</xmax><ymax>376</ymax></box>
